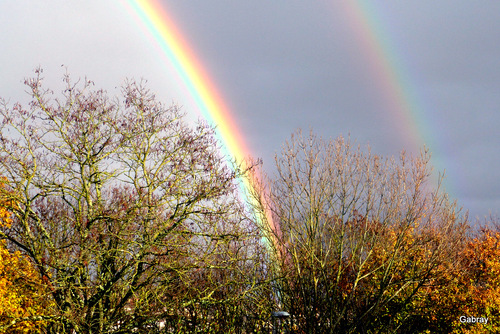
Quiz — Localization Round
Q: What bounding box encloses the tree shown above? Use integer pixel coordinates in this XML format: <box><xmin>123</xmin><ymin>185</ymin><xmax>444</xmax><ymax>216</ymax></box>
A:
<box><xmin>0</xmin><ymin>183</ymin><xmax>54</xmax><ymax>333</ymax></box>
<box><xmin>450</xmin><ymin>223</ymin><xmax>500</xmax><ymax>333</ymax></box>
<box><xmin>0</xmin><ymin>69</ymin><xmax>266</xmax><ymax>333</ymax></box>
<box><xmin>0</xmin><ymin>242</ymin><xmax>53</xmax><ymax>333</ymax></box>
<box><xmin>252</xmin><ymin>130</ymin><xmax>467</xmax><ymax>333</ymax></box>
<box><xmin>422</xmin><ymin>219</ymin><xmax>500</xmax><ymax>334</ymax></box>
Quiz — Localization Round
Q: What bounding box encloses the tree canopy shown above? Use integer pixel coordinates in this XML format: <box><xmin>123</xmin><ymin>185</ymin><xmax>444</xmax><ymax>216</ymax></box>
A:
<box><xmin>0</xmin><ymin>69</ymin><xmax>269</xmax><ymax>333</ymax></box>
<box><xmin>1</xmin><ymin>70</ymin><xmax>498</xmax><ymax>334</ymax></box>
<box><xmin>251</xmin><ymin>130</ymin><xmax>468</xmax><ymax>333</ymax></box>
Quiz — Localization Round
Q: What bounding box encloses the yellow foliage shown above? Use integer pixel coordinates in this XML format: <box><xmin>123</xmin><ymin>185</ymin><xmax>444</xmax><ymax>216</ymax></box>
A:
<box><xmin>0</xmin><ymin>183</ymin><xmax>53</xmax><ymax>333</ymax></box>
<box><xmin>0</xmin><ymin>240</ymin><xmax>53</xmax><ymax>333</ymax></box>
<box><xmin>0</xmin><ymin>204</ymin><xmax>12</xmax><ymax>228</ymax></box>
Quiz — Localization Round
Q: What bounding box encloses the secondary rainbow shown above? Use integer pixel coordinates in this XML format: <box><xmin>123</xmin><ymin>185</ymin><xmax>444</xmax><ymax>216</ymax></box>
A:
<box><xmin>336</xmin><ymin>1</ymin><xmax>449</xmax><ymax>190</ymax></box>
<box><xmin>121</xmin><ymin>0</ymin><xmax>279</xmax><ymax>248</ymax></box>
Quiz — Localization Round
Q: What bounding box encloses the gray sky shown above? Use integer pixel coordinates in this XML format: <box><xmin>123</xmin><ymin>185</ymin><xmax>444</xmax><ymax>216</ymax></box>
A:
<box><xmin>1</xmin><ymin>1</ymin><xmax>499</xmax><ymax>221</ymax></box>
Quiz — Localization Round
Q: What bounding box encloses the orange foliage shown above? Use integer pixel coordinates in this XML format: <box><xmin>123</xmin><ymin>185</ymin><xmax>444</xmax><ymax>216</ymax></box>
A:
<box><xmin>450</xmin><ymin>229</ymin><xmax>500</xmax><ymax>333</ymax></box>
<box><xmin>415</xmin><ymin>227</ymin><xmax>500</xmax><ymax>333</ymax></box>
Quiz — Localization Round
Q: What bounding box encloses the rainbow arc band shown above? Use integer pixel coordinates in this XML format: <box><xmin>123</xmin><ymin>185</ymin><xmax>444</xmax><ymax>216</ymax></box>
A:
<box><xmin>121</xmin><ymin>0</ymin><xmax>279</xmax><ymax>250</ymax></box>
<box><xmin>121</xmin><ymin>1</ymin><xmax>443</xmax><ymax>255</ymax></box>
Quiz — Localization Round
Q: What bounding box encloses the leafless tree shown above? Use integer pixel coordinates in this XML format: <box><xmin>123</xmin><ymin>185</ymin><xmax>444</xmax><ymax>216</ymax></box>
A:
<box><xmin>251</xmin><ymin>130</ymin><xmax>467</xmax><ymax>333</ymax></box>
<box><xmin>0</xmin><ymin>69</ymin><xmax>268</xmax><ymax>333</ymax></box>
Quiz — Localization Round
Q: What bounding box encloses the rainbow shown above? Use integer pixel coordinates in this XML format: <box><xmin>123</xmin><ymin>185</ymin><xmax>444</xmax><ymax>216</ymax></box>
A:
<box><xmin>337</xmin><ymin>2</ymin><xmax>426</xmax><ymax>151</ymax></box>
<box><xmin>121</xmin><ymin>0</ymin><xmax>279</xmax><ymax>248</ymax></box>
<box><xmin>120</xmin><ymin>1</ymin><xmax>454</xmax><ymax>245</ymax></box>
<box><xmin>336</xmin><ymin>2</ymin><xmax>449</xmax><ymax>190</ymax></box>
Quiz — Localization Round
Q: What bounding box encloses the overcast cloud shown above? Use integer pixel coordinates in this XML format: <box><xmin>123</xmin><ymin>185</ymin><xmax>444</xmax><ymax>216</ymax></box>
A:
<box><xmin>1</xmin><ymin>1</ymin><xmax>499</xmax><ymax>220</ymax></box>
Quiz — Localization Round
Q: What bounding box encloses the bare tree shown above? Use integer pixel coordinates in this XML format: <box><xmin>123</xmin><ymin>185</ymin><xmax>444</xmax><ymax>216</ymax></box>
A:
<box><xmin>0</xmin><ymin>69</ymin><xmax>267</xmax><ymax>333</ymax></box>
<box><xmin>252</xmin><ymin>130</ymin><xmax>467</xmax><ymax>333</ymax></box>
